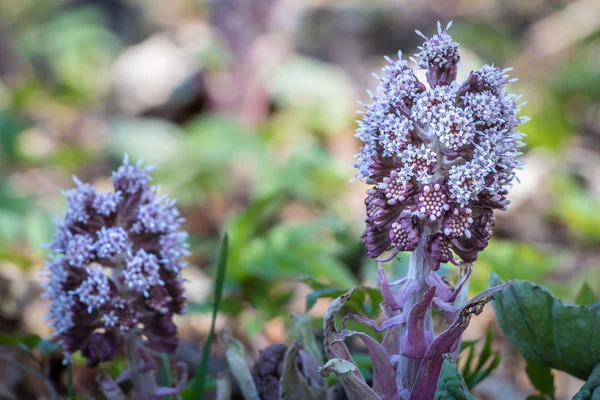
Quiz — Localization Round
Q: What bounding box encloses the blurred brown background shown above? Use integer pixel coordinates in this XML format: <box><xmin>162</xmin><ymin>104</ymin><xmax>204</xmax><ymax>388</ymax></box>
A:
<box><xmin>0</xmin><ymin>0</ymin><xmax>599</xmax><ymax>398</ymax></box>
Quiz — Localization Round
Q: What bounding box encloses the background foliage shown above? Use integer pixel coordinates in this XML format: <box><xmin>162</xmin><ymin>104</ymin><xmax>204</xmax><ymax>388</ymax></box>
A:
<box><xmin>0</xmin><ymin>0</ymin><xmax>599</xmax><ymax>398</ymax></box>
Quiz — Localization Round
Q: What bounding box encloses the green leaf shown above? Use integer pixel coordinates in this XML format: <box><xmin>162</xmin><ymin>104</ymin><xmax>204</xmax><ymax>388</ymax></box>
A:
<box><xmin>468</xmin><ymin>353</ymin><xmax>500</xmax><ymax>390</ymax></box>
<box><xmin>289</xmin><ymin>314</ymin><xmax>323</xmax><ymax>364</ymax></box>
<box><xmin>37</xmin><ymin>339</ymin><xmax>60</xmax><ymax>356</ymax></box>
<box><xmin>187</xmin><ymin>297</ymin><xmax>243</xmax><ymax>315</ymax></box>
<box><xmin>108</xmin><ymin>118</ymin><xmax>184</xmax><ymax>166</ymax></box>
<box><xmin>489</xmin><ymin>273</ymin><xmax>600</xmax><ymax>380</ymax></box>
<box><xmin>0</xmin><ymin>333</ymin><xmax>41</xmax><ymax>350</ymax></box>
<box><xmin>475</xmin><ymin>325</ymin><xmax>494</xmax><ymax>372</ymax></box>
<box><xmin>518</xmin><ymin>87</ymin><xmax>571</xmax><ymax>150</ymax></box>
<box><xmin>301</xmin><ymin>277</ymin><xmax>334</xmax><ymax>291</ymax></box>
<box><xmin>236</xmin><ymin>219</ymin><xmax>356</xmax><ymax>288</ymax></box>
<box><xmin>183</xmin><ymin>234</ymin><xmax>229</xmax><ymax>399</ymax></box>
<box><xmin>459</xmin><ymin>327</ymin><xmax>501</xmax><ymax>390</ymax></box>
<box><xmin>460</xmin><ymin>341</ymin><xmax>477</xmax><ymax>382</ymax></box>
<box><xmin>351</xmin><ymin>353</ymin><xmax>374</xmax><ymax>382</ymax></box>
<box><xmin>435</xmin><ymin>357</ymin><xmax>475</xmax><ymax>400</ymax></box>
<box><xmin>221</xmin><ymin>331</ymin><xmax>259</xmax><ymax>399</ymax></box>
<box><xmin>0</xmin><ymin>109</ymin><xmax>27</xmax><ymax>163</ymax></box>
<box><xmin>306</xmin><ymin>287</ymin><xmax>345</xmax><ymax>313</ymax></box>
<box><xmin>469</xmin><ymin>325</ymin><xmax>501</xmax><ymax>388</ymax></box>
<box><xmin>574</xmin><ymin>363</ymin><xmax>600</xmax><ymax>400</ymax></box>
<box><xmin>279</xmin><ymin>343</ymin><xmax>319</xmax><ymax>400</ymax></box>
<box><xmin>268</xmin><ymin>55</ymin><xmax>355</xmax><ymax>135</ymax></box>
<box><xmin>305</xmin><ymin>285</ymin><xmax>382</xmax><ymax>318</ymax></box>
<box><xmin>550</xmin><ymin>175</ymin><xmax>600</xmax><ymax>242</ymax></box>
<box><xmin>203</xmin><ymin>375</ymin><xmax>217</xmax><ymax>391</ymax></box>
<box><xmin>361</xmin><ymin>287</ymin><xmax>384</xmax><ymax>317</ymax></box>
<box><xmin>576</xmin><ymin>283</ymin><xmax>598</xmax><ymax>306</ymax></box>
<box><xmin>460</xmin><ymin>340</ymin><xmax>478</xmax><ymax>352</ymax></box>
<box><xmin>18</xmin><ymin>8</ymin><xmax>122</xmax><ymax>103</ymax></box>
<box><xmin>471</xmin><ymin>240</ymin><xmax>563</xmax><ymax>298</ymax></box>
<box><xmin>23</xmin><ymin>209</ymin><xmax>54</xmax><ymax>251</ymax></box>
<box><xmin>525</xmin><ymin>361</ymin><xmax>555</xmax><ymax>399</ymax></box>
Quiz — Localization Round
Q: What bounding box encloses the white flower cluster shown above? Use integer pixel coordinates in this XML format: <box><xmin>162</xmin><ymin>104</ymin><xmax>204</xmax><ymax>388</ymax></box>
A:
<box><xmin>356</xmin><ymin>22</ymin><xmax>528</xmax><ymax>263</ymax></box>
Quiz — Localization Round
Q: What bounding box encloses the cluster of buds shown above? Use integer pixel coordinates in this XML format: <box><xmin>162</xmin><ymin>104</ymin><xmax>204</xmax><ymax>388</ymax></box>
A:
<box><xmin>355</xmin><ymin>21</ymin><xmax>527</xmax><ymax>267</ymax></box>
<box><xmin>217</xmin><ymin>316</ymin><xmax>327</xmax><ymax>400</ymax></box>
<box><xmin>42</xmin><ymin>155</ymin><xmax>188</xmax><ymax>366</ymax></box>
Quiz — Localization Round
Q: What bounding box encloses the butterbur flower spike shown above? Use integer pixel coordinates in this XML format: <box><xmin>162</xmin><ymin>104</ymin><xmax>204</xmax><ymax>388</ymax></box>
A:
<box><xmin>324</xmin><ymin>22</ymin><xmax>525</xmax><ymax>400</ymax></box>
<box><xmin>355</xmin><ymin>21</ymin><xmax>526</xmax><ymax>265</ymax></box>
<box><xmin>42</xmin><ymin>155</ymin><xmax>189</xmax><ymax>398</ymax></box>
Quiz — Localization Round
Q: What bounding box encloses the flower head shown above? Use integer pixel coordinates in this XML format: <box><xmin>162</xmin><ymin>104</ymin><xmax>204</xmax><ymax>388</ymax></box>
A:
<box><xmin>42</xmin><ymin>155</ymin><xmax>188</xmax><ymax>365</ymax></box>
<box><xmin>354</xmin><ymin>22</ymin><xmax>527</xmax><ymax>266</ymax></box>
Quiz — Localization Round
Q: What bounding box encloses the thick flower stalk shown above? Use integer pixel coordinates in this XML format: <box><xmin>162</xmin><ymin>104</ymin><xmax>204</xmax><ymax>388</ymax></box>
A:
<box><xmin>319</xmin><ymin>22</ymin><xmax>526</xmax><ymax>400</ymax></box>
<box><xmin>42</xmin><ymin>155</ymin><xmax>188</xmax><ymax>398</ymax></box>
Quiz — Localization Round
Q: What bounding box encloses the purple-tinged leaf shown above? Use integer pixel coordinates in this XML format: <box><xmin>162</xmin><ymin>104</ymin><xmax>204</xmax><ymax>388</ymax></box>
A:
<box><xmin>379</xmin><ymin>265</ymin><xmax>401</xmax><ymax>310</ymax></box>
<box><xmin>342</xmin><ymin>313</ymin><xmax>406</xmax><ymax>332</ymax></box>
<box><xmin>319</xmin><ymin>359</ymin><xmax>381</xmax><ymax>400</ymax></box>
<box><xmin>154</xmin><ymin>387</ymin><xmax>179</xmax><ymax>397</ymax></box>
<box><xmin>425</xmin><ymin>267</ymin><xmax>471</xmax><ymax>303</ymax></box>
<box><xmin>398</xmin><ymin>388</ymin><xmax>411</xmax><ymax>399</ymax></box>
<box><xmin>382</xmin><ymin>317</ymin><xmax>402</xmax><ymax>357</ymax></box>
<box><xmin>97</xmin><ymin>374</ymin><xmax>127</xmax><ymax>400</ymax></box>
<box><xmin>378</xmin><ymin>265</ymin><xmax>405</xmax><ymax>355</ymax></box>
<box><xmin>409</xmin><ymin>283</ymin><xmax>511</xmax><ymax>400</ymax></box>
<box><xmin>434</xmin><ymin>280</ymin><xmax>513</xmax><ymax>323</ymax></box>
<box><xmin>389</xmin><ymin>277</ymin><xmax>408</xmax><ymax>287</ymax></box>
<box><xmin>279</xmin><ymin>343</ymin><xmax>320</xmax><ymax>400</ymax></box>
<box><xmin>394</xmin><ymin>279</ymin><xmax>422</xmax><ymax>307</ymax></box>
<box><xmin>447</xmin><ymin>267</ymin><xmax>472</xmax><ymax>303</ymax></box>
<box><xmin>431</xmin><ymin>297</ymin><xmax>458</xmax><ymax>315</ymax></box>
<box><xmin>470</xmin><ymin>280</ymin><xmax>513</xmax><ymax>304</ymax></box>
<box><xmin>115</xmin><ymin>369</ymin><xmax>133</xmax><ymax>385</ymax></box>
<box><xmin>154</xmin><ymin>362</ymin><xmax>188</xmax><ymax>398</ymax></box>
<box><xmin>336</xmin><ymin>330</ymin><xmax>397</xmax><ymax>399</ymax></box>
<box><xmin>401</xmin><ymin>286</ymin><xmax>436</xmax><ymax>359</ymax></box>
<box><xmin>299</xmin><ymin>349</ymin><xmax>328</xmax><ymax>399</ymax></box>
<box><xmin>323</xmin><ymin>288</ymin><xmax>365</xmax><ymax>382</ymax></box>
<box><xmin>425</xmin><ymin>273</ymin><xmax>452</xmax><ymax>302</ymax></box>
<box><xmin>447</xmin><ymin>267</ymin><xmax>472</xmax><ymax>359</ymax></box>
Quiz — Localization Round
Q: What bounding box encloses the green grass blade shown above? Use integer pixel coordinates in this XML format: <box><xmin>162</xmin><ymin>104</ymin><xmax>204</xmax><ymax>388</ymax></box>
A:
<box><xmin>475</xmin><ymin>325</ymin><xmax>494</xmax><ymax>371</ymax></box>
<box><xmin>159</xmin><ymin>353</ymin><xmax>172</xmax><ymax>400</ymax></box>
<box><xmin>461</xmin><ymin>341</ymin><xmax>477</xmax><ymax>382</ymax></box>
<box><xmin>185</xmin><ymin>233</ymin><xmax>229</xmax><ymax>398</ymax></box>
<box><xmin>469</xmin><ymin>352</ymin><xmax>501</xmax><ymax>388</ymax></box>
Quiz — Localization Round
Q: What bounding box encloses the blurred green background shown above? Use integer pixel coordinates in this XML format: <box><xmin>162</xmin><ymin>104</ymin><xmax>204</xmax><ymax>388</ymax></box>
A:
<box><xmin>0</xmin><ymin>0</ymin><xmax>599</xmax><ymax>398</ymax></box>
